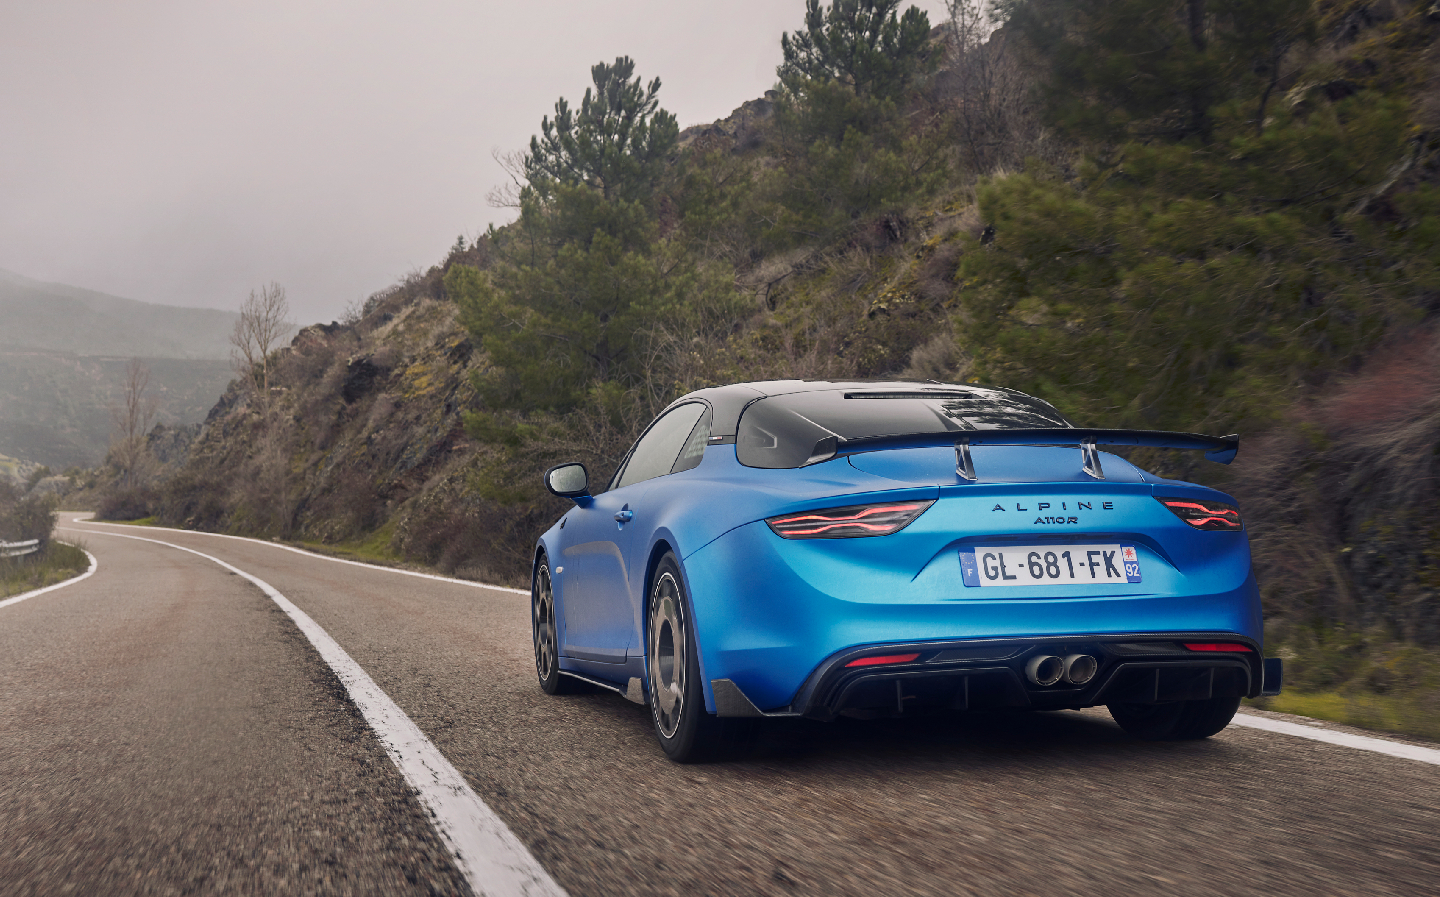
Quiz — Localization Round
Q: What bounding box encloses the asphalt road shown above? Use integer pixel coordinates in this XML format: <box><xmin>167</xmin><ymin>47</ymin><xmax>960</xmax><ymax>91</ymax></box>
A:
<box><xmin>1</xmin><ymin>515</ymin><xmax>1436</xmax><ymax>896</ymax></box>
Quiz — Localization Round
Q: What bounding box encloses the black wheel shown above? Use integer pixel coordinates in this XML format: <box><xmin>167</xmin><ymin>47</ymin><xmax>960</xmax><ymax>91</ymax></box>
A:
<box><xmin>1108</xmin><ymin>701</ymin><xmax>1185</xmax><ymax>739</ymax></box>
<box><xmin>1109</xmin><ymin>695</ymin><xmax>1241</xmax><ymax>740</ymax></box>
<box><xmin>646</xmin><ymin>553</ymin><xmax>753</xmax><ymax>763</ymax></box>
<box><xmin>1172</xmin><ymin>695</ymin><xmax>1242</xmax><ymax>739</ymax></box>
<box><xmin>532</xmin><ymin>557</ymin><xmax>579</xmax><ymax>695</ymax></box>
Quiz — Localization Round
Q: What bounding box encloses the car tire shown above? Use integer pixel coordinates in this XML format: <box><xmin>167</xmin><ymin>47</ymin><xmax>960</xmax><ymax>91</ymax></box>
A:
<box><xmin>646</xmin><ymin>553</ymin><xmax>754</xmax><ymax>763</ymax></box>
<box><xmin>532</xmin><ymin>556</ymin><xmax>579</xmax><ymax>695</ymax></box>
<box><xmin>1171</xmin><ymin>695</ymin><xmax>1242</xmax><ymax>739</ymax></box>
<box><xmin>1109</xmin><ymin>695</ymin><xmax>1242</xmax><ymax>740</ymax></box>
<box><xmin>1108</xmin><ymin>701</ymin><xmax>1186</xmax><ymax>739</ymax></box>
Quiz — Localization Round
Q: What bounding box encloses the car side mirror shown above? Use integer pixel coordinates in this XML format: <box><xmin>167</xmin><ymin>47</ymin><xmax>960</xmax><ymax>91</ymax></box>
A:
<box><xmin>544</xmin><ymin>463</ymin><xmax>591</xmax><ymax>504</ymax></box>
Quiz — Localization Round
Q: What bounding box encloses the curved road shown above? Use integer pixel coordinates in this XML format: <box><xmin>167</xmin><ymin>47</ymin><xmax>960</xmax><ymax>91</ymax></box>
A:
<box><xmin>0</xmin><ymin>514</ymin><xmax>1436</xmax><ymax>895</ymax></box>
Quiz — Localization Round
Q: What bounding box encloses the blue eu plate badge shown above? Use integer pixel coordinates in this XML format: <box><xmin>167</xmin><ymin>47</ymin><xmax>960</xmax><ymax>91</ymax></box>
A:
<box><xmin>958</xmin><ymin>550</ymin><xmax>981</xmax><ymax>586</ymax></box>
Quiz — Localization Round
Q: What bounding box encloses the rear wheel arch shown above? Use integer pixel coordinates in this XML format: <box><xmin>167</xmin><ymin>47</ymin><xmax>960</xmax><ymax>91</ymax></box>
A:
<box><xmin>642</xmin><ymin>538</ymin><xmax>678</xmax><ymax>605</ymax></box>
<box><xmin>640</xmin><ymin>538</ymin><xmax>676</xmax><ymax>653</ymax></box>
<box><xmin>643</xmin><ymin>549</ymin><xmax>754</xmax><ymax>761</ymax></box>
<box><xmin>641</xmin><ymin>539</ymin><xmax>717</xmax><ymax>710</ymax></box>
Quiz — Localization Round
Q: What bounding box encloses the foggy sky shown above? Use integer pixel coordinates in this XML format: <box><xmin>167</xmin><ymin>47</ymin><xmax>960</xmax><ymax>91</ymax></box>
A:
<box><xmin>1</xmin><ymin>0</ymin><xmax>952</xmax><ymax>326</ymax></box>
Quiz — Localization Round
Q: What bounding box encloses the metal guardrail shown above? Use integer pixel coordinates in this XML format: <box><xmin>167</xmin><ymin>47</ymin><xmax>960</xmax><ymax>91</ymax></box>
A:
<box><xmin>1</xmin><ymin>539</ymin><xmax>40</xmax><ymax>559</ymax></box>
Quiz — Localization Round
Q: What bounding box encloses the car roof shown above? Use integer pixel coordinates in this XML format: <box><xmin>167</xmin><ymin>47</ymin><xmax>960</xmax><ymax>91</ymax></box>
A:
<box><xmin>670</xmin><ymin>379</ymin><xmax>1036</xmax><ymax>438</ymax></box>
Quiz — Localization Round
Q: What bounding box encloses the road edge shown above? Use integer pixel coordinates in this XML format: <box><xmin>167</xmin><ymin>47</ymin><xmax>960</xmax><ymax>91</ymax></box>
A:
<box><xmin>69</xmin><ymin>516</ymin><xmax>528</xmax><ymax>595</ymax></box>
<box><xmin>1232</xmin><ymin>710</ymin><xmax>1440</xmax><ymax>766</ymax></box>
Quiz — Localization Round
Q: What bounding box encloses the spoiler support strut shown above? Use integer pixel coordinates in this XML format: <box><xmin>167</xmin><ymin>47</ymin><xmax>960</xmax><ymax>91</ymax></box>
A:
<box><xmin>955</xmin><ymin>439</ymin><xmax>977</xmax><ymax>482</ymax></box>
<box><xmin>933</xmin><ymin>428</ymin><xmax>1238</xmax><ymax>483</ymax></box>
<box><xmin>1082</xmin><ymin>439</ymin><xmax>1104</xmax><ymax>480</ymax></box>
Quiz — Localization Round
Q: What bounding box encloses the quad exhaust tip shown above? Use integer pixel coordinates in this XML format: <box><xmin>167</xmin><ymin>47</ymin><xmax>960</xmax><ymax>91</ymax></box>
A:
<box><xmin>1062</xmin><ymin>653</ymin><xmax>1098</xmax><ymax>686</ymax></box>
<box><xmin>1025</xmin><ymin>653</ymin><xmax>1098</xmax><ymax>687</ymax></box>
<box><xmin>1025</xmin><ymin>654</ymin><xmax>1065</xmax><ymax>687</ymax></box>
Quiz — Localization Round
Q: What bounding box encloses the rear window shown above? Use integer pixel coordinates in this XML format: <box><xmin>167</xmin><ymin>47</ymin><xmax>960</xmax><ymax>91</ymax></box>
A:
<box><xmin>736</xmin><ymin>387</ymin><xmax>1072</xmax><ymax>469</ymax></box>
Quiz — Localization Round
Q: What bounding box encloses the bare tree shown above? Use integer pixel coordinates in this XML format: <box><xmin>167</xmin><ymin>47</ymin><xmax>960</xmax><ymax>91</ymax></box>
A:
<box><xmin>486</xmin><ymin>147</ymin><xmax>529</xmax><ymax>210</ymax></box>
<box><xmin>109</xmin><ymin>358</ymin><xmax>157</xmax><ymax>491</ymax></box>
<box><xmin>231</xmin><ymin>282</ymin><xmax>293</xmax><ymax>407</ymax></box>
<box><xmin>228</xmin><ymin>282</ymin><xmax>296</xmax><ymax>534</ymax></box>
<box><xmin>944</xmin><ymin>0</ymin><xmax>1035</xmax><ymax>173</ymax></box>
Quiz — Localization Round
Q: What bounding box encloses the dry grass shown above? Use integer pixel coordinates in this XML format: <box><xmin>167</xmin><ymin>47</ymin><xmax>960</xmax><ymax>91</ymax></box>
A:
<box><xmin>0</xmin><ymin>540</ymin><xmax>89</xmax><ymax>598</ymax></box>
<box><xmin>1248</xmin><ymin>686</ymin><xmax>1440</xmax><ymax>744</ymax></box>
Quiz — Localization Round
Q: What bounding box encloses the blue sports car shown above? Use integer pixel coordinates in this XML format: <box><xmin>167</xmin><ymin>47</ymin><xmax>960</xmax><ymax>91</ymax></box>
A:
<box><xmin>533</xmin><ymin>380</ymin><xmax>1282</xmax><ymax>762</ymax></box>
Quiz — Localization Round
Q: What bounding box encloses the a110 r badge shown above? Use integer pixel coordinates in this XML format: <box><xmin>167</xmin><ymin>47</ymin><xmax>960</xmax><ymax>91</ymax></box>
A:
<box><xmin>959</xmin><ymin>545</ymin><xmax>1143</xmax><ymax>587</ymax></box>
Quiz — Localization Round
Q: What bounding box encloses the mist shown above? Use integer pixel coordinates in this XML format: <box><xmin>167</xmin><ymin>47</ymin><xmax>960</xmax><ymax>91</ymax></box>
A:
<box><xmin>0</xmin><ymin>0</ymin><xmax>952</xmax><ymax>325</ymax></box>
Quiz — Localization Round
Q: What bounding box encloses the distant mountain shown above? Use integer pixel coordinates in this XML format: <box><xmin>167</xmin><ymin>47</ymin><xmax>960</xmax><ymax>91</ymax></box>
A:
<box><xmin>0</xmin><ymin>349</ymin><xmax>234</xmax><ymax>470</ymax></box>
<box><xmin>0</xmin><ymin>269</ymin><xmax>237</xmax><ymax>359</ymax></box>
<box><xmin>0</xmin><ymin>270</ymin><xmax>242</xmax><ymax>468</ymax></box>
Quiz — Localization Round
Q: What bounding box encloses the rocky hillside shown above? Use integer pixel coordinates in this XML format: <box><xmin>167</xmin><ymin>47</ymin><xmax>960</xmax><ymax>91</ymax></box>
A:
<box><xmin>152</xmin><ymin>269</ymin><xmax>539</xmax><ymax>583</ymax></box>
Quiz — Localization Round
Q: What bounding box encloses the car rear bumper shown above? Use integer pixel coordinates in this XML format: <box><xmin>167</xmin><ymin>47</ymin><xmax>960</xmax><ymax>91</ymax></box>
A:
<box><xmin>683</xmin><ymin>521</ymin><xmax>1264</xmax><ymax>713</ymax></box>
<box><xmin>710</xmin><ymin>633</ymin><xmax>1271</xmax><ymax>720</ymax></box>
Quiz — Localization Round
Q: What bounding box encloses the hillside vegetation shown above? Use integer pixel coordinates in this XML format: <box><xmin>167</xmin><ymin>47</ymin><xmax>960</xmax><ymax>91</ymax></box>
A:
<box><xmin>126</xmin><ymin>0</ymin><xmax>1439</xmax><ymax>727</ymax></box>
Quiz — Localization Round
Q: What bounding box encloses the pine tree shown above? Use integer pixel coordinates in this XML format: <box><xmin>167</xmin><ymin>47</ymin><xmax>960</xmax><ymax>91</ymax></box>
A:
<box><xmin>779</xmin><ymin>0</ymin><xmax>936</xmax><ymax>102</ymax></box>
<box><xmin>453</xmin><ymin>59</ymin><xmax>736</xmax><ymax>414</ymax></box>
<box><xmin>1003</xmin><ymin>0</ymin><xmax>1313</xmax><ymax>143</ymax></box>
<box><xmin>524</xmin><ymin>56</ymin><xmax>679</xmax><ymax>204</ymax></box>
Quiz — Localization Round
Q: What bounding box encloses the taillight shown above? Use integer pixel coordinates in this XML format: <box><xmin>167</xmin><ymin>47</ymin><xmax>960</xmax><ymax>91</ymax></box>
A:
<box><xmin>846</xmin><ymin>653</ymin><xmax>921</xmax><ymax>667</ymax></box>
<box><xmin>766</xmin><ymin>500</ymin><xmax>934</xmax><ymax>539</ymax></box>
<box><xmin>1183</xmin><ymin>642</ymin><xmax>1253</xmax><ymax>652</ymax></box>
<box><xmin>1158</xmin><ymin>498</ymin><xmax>1242</xmax><ymax>531</ymax></box>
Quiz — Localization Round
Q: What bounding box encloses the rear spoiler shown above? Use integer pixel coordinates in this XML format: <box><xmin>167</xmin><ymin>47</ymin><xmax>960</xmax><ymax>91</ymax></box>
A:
<box><xmin>830</xmin><ymin>428</ymin><xmax>1238</xmax><ymax>481</ymax></box>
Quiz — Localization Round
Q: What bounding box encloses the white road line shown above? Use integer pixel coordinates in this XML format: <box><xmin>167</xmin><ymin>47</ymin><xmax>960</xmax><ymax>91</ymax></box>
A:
<box><xmin>67</xmin><ymin>517</ymin><xmax>529</xmax><ymax>595</ymax></box>
<box><xmin>0</xmin><ymin>547</ymin><xmax>98</xmax><ymax>610</ymax></box>
<box><xmin>1232</xmin><ymin>712</ymin><xmax>1440</xmax><ymax>766</ymax></box>
<box><xmin>92</xmin><ymin>529</ymin><xmax>566</xmax><ymax>897</ymax></box>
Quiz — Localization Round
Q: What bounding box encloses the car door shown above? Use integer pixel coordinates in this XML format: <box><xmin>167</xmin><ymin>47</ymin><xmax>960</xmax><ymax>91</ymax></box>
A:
<box><xmin>560</xmin><ymin>402</ymin><xmax>709</xmax><ymax>663</ymax></box>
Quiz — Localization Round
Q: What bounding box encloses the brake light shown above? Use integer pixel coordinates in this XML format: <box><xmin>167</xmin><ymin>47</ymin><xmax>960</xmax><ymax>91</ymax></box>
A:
<box><xmin>1183</xmin><ymin>642</ymin><xmax>1253</xmax><ymax>652</ymax></box>
<box><xmin>766</xmin><ymin>500</ymin><xmax>934</xmax><ymax>540</ymax></box>
<box><xmin>846</xmin><ymin>653</ymin><xmax>921</xmax><ymax>667</ymax></box>
<box><xmin>1158</xmin><ymin>498</ymin><xmax>1242</xmax><ymax>530</ymax></box>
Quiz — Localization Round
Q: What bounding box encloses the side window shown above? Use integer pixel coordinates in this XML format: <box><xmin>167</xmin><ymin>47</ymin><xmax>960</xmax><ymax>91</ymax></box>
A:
<box><xmin>613</xmin><ymin>403</ymin><xmax>708</xmax><ymax>491</ymax></box>
<box><xmin>670</xmin><ymin>408</ymin><xmax>712</xmax><ymax>474</ymax></box>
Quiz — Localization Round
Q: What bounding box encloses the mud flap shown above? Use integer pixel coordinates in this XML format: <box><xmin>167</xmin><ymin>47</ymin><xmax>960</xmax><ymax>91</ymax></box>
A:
<box><xmin>711</xmin><ymin>679</ymin><xmax>766</xmax><ymax>717</ymax></box>
<box><xmin>1262</xmin><ymin>658</ymin><xmax>1283</xmax><ymax>696</ymax></box>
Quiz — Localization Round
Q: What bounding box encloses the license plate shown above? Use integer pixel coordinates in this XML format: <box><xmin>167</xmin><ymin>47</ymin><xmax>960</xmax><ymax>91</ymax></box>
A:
<box><xmin>959</xmin><ymin>545</ymin><xmax>1142</xmax><ymax>587</ymax></box>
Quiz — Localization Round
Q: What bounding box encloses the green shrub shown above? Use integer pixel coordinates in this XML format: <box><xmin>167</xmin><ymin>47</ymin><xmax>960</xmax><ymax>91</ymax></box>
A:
<box><xmin>0</xmin><ymin>540</ymin><xmax>89</xmax><ymax>598</ymax></box>
<box><xmin>0</xmin><ymin>481</ymin><xmax>57</xmax><ymax>544</ymax></box>
<box><xmin>97</xmin><ymin>487</ymin><xmax>157</xmax><ymax>522</ymax></box>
